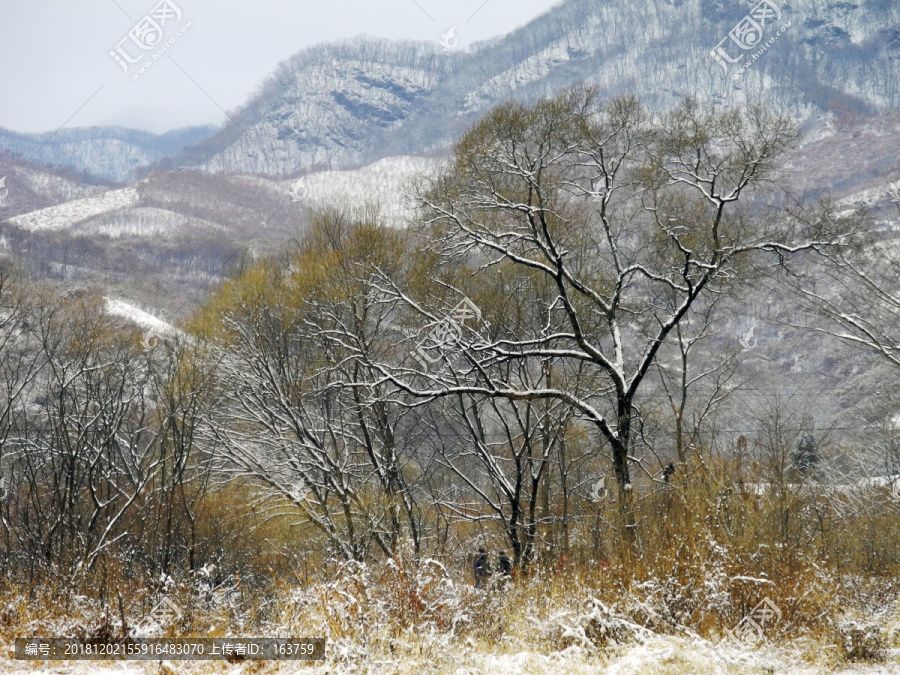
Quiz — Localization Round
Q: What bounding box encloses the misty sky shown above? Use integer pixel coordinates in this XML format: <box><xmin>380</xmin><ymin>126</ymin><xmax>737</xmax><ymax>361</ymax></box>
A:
<box><xmin>0</xmin><ymin>0</ymin><xmax>561</xmax><ymax>135</ymax></box>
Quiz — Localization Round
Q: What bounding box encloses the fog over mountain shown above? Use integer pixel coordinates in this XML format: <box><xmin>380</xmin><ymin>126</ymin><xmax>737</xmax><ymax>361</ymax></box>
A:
<box><xmin>0</xmin><ymin>125</ymin><xmax>217</xmax><ymax>183</ymax></box>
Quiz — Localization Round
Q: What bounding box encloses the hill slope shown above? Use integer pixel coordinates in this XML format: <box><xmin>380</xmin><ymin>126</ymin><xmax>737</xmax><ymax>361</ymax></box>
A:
<box><xmin>0</xmin><ymin>125</ymin><xmax>217</xmax><ymax>183</ymax></box>
<box><xmin>173</xmin><ymin>0</ymin><xmax>900</xmax><ymax>176</ymax></box>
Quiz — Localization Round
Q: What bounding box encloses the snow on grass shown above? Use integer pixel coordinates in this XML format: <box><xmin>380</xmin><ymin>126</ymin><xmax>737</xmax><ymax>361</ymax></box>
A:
<box><xmin>282</xmin><ymin>155</ymin><xmax>444</xmax><ymax>225</ymax></box>
<box><xmin>2</xmin><ymin>629</ymin><xmax>900</xmax><ymax>674</ymax></box>
<box><xmin>105</xmin><ymin>297</ymin><xmax>178</xmax><ymax>337</ymax></box>
<box><xmin>6</xmin><ymin>188</ymin><xmax>139</xmax><ymax>232</ymax></box>
<box><xmin>75</xmin><ymin>207</ymin><xmax>225</xmax><ymax>239</ymax></box>
<box><xmin>316</xmin><ymin>636</ymin><xmax>899</xmax><ymax>674</ymax></box>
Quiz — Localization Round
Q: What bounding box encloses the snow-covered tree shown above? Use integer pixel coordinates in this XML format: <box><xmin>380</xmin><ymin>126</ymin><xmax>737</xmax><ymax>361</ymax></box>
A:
<box><xmin>366</xmin><ymin>89</ymin><xmax>850</xmax><ymax>539</ymax></box>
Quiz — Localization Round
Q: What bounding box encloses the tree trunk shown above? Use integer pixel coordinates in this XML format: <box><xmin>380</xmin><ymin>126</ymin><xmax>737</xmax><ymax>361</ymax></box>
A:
<box><xmin>612</xmin><ymin>398</ymin><xmax>636</xmax><ymax>544</ymax></box>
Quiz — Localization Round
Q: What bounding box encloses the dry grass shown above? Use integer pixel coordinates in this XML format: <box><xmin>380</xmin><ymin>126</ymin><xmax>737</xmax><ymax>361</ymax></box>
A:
<box><xmin>3</xmin><ymin>458</ymin><xmax>900</xmax><ymax>673</ymax></box>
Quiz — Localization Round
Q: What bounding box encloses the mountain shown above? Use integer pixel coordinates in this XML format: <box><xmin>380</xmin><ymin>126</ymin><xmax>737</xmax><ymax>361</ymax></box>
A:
<box><xmin>170</xmin><ymin>39</ymin><xmax>453</xmax><ymax>176</ymax></box>
<box><xmin>171</xmin><ymin>0</ymin><xmax>900</xmax><ymax>176</ymax></box>
<box><xmin>0</xmin><ymin>153</ymin><xmax>437</xmax><ymax>319</ymax></box>
<box><xmin>0</xmin><ymin>157</ymin><xmax>112</xmax><ymax>217</ymax></box>
<box><xmin>4</xmin><ymin>0</ymin><xmax>898</xmax><ymax>181</ymax></box>
<box><xmin>0</xmin><ymin>125</ymin><xmax>218</xmax><ymax>183</ymax></box>
<box><xmin>2</xmin><ymin>109</ymin><xmax>898</xmax><ymax>324</ymax></box>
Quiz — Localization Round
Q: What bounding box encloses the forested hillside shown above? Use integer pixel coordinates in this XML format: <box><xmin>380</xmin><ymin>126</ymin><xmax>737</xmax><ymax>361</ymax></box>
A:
<box><xmin>175</xmin><ymin>0</ymin><xmax>900</xmax><ymax>175</ymax></box>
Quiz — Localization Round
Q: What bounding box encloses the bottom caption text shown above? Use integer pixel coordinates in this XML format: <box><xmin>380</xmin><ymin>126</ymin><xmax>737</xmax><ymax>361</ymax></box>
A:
<box><xmin>15</xmin><ymin>638</ymin><xmax>325</xmax><ymax>660</ymax></box>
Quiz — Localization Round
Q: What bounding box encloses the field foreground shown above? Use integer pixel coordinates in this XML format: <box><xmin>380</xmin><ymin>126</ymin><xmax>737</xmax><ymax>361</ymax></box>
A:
<box><xmin>3</xmin><ymin>638</ymin><xmax>900</xmax><ymax>674</ymax></box>
<box><xmin>4</xmin><ymin>560</ymin><xmax>900</xmax><ymax>675</ymax></box>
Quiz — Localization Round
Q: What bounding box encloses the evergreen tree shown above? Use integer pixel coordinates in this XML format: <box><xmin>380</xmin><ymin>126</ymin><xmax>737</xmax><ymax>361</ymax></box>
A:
<box><xmin>792</xmin><ymin>433</ymin><xmax>819</xmax><ymax>477</ymax></box>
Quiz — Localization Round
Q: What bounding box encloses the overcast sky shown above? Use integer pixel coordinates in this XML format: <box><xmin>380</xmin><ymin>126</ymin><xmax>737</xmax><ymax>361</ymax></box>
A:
<box><xmin>0</xmin><ymin>0</ymin><xmax>561</xmax><ymax>135</ymax></box>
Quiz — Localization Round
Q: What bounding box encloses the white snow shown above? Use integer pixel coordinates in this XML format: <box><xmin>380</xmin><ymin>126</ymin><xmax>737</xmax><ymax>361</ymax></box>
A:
<box><xmin>283</xmin><ymin>155</ymin><xmax>445</xmax><ymax>225</ymax></box>
<box><xmin>75</xmin><ymin>206</ymin><xmax>224</xmax><ymax>239</ymax></box>
<box><xmin>104</xmin><ymin>297</ymin><xmax>178</xmax><ymax>336</ymax></box>
<box><xmin>15</xmin><ymin>168</ymin><xmax>101</xmax><ymax>204</ymax></box>
<box><xmin>3</xmin><ymin>630</ymin><xmax>900</xmax><ymax>673</ymax></box>
<box><xmin>5</xmin><ymin>188</ymin><xmax>140</xmax><ymax>232</ymax></box>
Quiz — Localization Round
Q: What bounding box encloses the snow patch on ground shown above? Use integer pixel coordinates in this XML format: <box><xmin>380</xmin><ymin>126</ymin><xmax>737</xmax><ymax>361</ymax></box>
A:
<box><xmin>15</xmin><ymin>168</ymin><xmax>102</xmax><ymax>204</ymax></box>
<box><xmin>75</xmin><ymin>207</ymin><xmax>225</xmax><ymax>239</ymax></box>
<box><xmin>105</xmin><ymin>297</ymin><xmax>177</xmax><ymax>336</ymax></box>
<box><xmin>838</xmin><ymin>185</ymin><xmax>894</xmax><ymax>210</ymax></box>
<box><xmin>283</xmin><ymin>155</ymin><xmax>445</xmax><ymax>225</ymax></box>
<box><xmin>6</xmin><ymin>188</ymin><xmax>140</xmax><ymax>231</ymax></box>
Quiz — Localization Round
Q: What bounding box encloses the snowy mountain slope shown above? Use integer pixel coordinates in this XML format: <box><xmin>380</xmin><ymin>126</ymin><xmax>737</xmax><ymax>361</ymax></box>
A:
<box><xmin>72</xmin><ymin>206</ymin><xmax>227</xmax><ymax>239</ymax></box>
<box><xmin>5</xmin><ymin>188</ymin><xmax>139</xmax><ymax>232</ymax></box>
<box><xmin>0</xmin><ymin>152</ymin><xmax>443</xmax><ymax>320</ymax></box>
<box><xmin>2</xmin><ymin>101</ymin><xmax>898</xmax><ymax>321</ymax></box>
<box><xmin>779</xmin><ymin>110</ymin><xmax>900</xmax><ymax>198</ymax></box>
<box><xmin>4</xmin><ymin>0</ymin><xmax>897</xmax><ymax>182</ymax></box>
<box><xmin>175</xmin><ymin>39</ymin><xmax>452</xmax><ymax>176</ymax></box>
<box><xmin>105</xmin><ymin>297</ymin><xmax>177</xmax><ymax>335</ymax></box>
<box><xmin>0</xmin><ymin>157</ymin><xmax>110</xmax><ymax>219</ymax></box>
<box><xmin>2</xmin><ymin>153</ymin><xmax>437</xmax><ymax>260</ymax></box>
<box><xmin>171</xmin><ymin>0</ymin><xmax>900</xmax><ymax>176</ymax></box>
<box><xmin>12</xmin><ymin>166</ymin><xmax>101</xmax><ymax>204</ymax></box>
<box><xmin>281</xmin><ymin>154</ymin><xmax>445</xmax><ymax>224</ymax></box>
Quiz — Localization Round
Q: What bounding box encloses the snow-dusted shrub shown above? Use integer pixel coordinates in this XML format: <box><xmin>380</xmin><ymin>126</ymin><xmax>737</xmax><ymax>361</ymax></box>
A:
<box><xmin>582</xmin><ymin>598</ymin><xmax>654</xmax><ymax>648</ymax></box>
<box><xmin>625</xmin><ymin>536</ymin><xmax>732</xmax><ymax>633</ymax></box>
<box><xmin>540</xmin><ymin>597</ymin><xmax>654</xmax><ymax>651</ymax></box>
<box><xmin>300</xmin><ymin>553</ymin><xmax>465</xmax><ymax>644</ymax></box>
<box><xmin>839</xmin><ymin>619</ymin><xmax>884</xmax><ymax>661</ymax></box>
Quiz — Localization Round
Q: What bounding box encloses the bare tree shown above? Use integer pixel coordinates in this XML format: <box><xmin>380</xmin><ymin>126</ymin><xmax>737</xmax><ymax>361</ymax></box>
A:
<box><xmin>204</xmin><ymin>210</ymin><xmax>424</xmax><ymax>561</ymax></box>
<box><xmin>2</xmin><ymin>291</ymin><xmax>170</xmax><ymax>579</ymax></box>
<box><xmin>791</xmin><ymin>197</ymin><xmax>900</xmax><ymax>369</ymax></box>
<box><xmin>652</xmin><ymin>297</ymin><xmax>741</xmax><ymax>464</ymax></box>
<box><xmin>421</xmin><ymin>361</ymin><xmax>574</xmax><ymax>572</ymax></box>
<box><xmin>364</xmin><ymin>90</ymin><xmax>847</xmax><ymax>539</ymax></box>
<box><xmin>146</xmin><ymin>336</ymin><xmax>220</xmax><ymax>577</ymax></box>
